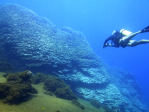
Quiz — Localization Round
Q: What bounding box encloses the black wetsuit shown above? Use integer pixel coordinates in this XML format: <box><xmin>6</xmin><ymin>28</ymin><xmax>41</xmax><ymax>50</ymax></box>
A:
<box><xmin>103</xmin><ymin>31</ymin><xmax>124</xmax><ymax>48</ymax></box>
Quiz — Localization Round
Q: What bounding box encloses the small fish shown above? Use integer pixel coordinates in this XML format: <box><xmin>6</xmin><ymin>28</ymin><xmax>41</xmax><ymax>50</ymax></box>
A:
<box><xmin>41</xmin><ymin>107</ymin><xmax>44</xmax><ymax>109</ymax></box>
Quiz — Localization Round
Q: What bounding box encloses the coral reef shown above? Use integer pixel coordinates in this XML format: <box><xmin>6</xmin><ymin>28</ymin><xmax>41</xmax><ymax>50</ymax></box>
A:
<box><xmin>0</xmin><ymin>70</ymin><xmax>37</xmax><ymax>104</ymax></box>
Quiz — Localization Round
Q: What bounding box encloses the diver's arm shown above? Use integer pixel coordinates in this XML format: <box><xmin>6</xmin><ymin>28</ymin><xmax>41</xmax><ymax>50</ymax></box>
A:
<box><xmin>108</xmin><ymin>44</ymin><xmax>118</xmax><ymax>47</ymax></box>
<box><xmin>103</xmin><ymin>35</ymin><xmax>114</xmax><ymax>48</ymax></box>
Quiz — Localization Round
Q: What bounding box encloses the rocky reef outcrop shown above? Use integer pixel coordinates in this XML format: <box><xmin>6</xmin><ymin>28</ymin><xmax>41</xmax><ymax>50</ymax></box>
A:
<box><xmin>30</xmin><ymin>72</ymin><xmax>85</xmax><ymax>109</ymax></box>
<box><xmin>43</xmin><ymin>76</ymin><xmax>78</xmax><ymax>100</ymax></box>
<box><xmin>0</xmin><ymin>4</ymin><xmax>146</xmax><ymax>112</ymax></box>
<box><xmin>0</xmin><ymin>70</ymin><xmax>37</xmax><ymax>104</ymax></box>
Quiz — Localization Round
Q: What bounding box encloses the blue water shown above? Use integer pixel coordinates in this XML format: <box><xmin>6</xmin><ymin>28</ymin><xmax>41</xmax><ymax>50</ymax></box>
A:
<box><xmin>1</xmin><ymin>0</ymin><xmax>149</xmax><ymax>106</ymax></box>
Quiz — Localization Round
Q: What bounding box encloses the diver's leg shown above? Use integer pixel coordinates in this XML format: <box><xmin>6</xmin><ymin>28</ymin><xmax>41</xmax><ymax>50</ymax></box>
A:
<box><xmin>128</xmin><ymin>39</ymin><xmax>149</xmax><ymax>47</ymax></box>
<box><xmin>120</xmin><ymin>31</ymin><xmax>141</xmax><ymax>42</ymax></box>
<box><xmin>124</xmin><ymin>26</ymin><xmax>149</xmax><ymax>42</ymax></box>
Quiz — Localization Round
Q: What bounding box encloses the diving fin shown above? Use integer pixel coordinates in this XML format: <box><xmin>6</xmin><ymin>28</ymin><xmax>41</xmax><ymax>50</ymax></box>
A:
<box><xmin>141</xmin><ymin>26</ymin><xmax>149</xmax><ymax>33</ymax></box>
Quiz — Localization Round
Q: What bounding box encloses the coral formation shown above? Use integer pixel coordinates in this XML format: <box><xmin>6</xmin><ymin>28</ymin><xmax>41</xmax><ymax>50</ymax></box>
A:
<box><xmin>0</xmin><ymin>70</ymin><xmax>37</xmax><ymax>104</ymax></box>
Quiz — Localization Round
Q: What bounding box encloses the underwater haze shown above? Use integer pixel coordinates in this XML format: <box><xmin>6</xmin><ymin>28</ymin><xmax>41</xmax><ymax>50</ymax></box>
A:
<box><xmin>1</xmin><ymin>0</ymin><xmax>149</xmax><ymax>108</ymax></box>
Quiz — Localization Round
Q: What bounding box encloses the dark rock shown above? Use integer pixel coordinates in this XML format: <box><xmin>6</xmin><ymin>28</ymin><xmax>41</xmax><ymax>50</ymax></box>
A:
<box><xmin>0</xmin><ymin>71</ymin><xmax>38</xmax><ymax>104</ymax></box>
<box><xmin>54</xmin><ymin>86</ymin><xmax>77</xmax><ymax>100</ymax></box>
<box><xmin>30</xmin><ymin>86</ymin><xmax>38</xmax><ymax>94</ymax></box>
<box><xmin>44</xmin><ymin>91</ymin><xmax>53</xmax><ymax>96</ymax></box>
<box><xmin>43</xmin><ymin>76</ymin><xmax>77</xmax><ymax>100</ymax></box>
<box><xmin>6</xmin><ymin>73</ymin><xmax>20</xmax><ymax>82</ymax></box>
<box><xmin>30</xmin><ymin>72</ymin><xmax>48</xmax><ymax>84</ymax></box>
<box><xmin>55</xmin><ymin>110</ymin><xmax>61</xmax><ymax>112</ymax></box>
<box><xmin>19</xmin><ymin>70</ymin><xmax>32</xmax><ymax>81</ymax></box>
<box><xmin>6</xmin><ymin>70</ymin><xmax>32</xmax><ymax>83</ymax></box>
<box><xmin>90</xmin><ymin>99</ymin><xmax>101</xmax><ymax>108</ymax></box>
<box><xmin>3</xmin><ymin>73</ymin><xmax>10</xmax><ymax>78</ymax></box>
<box><xmin>71</xmin><ymin>99</ymin><xmax>85</xmax><ymax>110</ymax></box>
<box><xmin>0</xmin><ymin>83</ymin><xmax>10</xmax><ymax>98</ymax></box>
<box><xmin>0</xmin><ymin>82</ymin><xmax>37</xmax><ymax>104</ymax></box>
<box><xmin>43</xmin><ymin>77</ymin><xmax>67</xmax><ymax>92</ymax></box>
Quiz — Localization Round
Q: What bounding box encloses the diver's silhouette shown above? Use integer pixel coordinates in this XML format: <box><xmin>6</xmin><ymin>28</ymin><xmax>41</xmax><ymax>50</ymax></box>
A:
<box><xmin>103</xmin><ymin>26</ymin><xmax>149</xmax><ymax>48</ymax></box>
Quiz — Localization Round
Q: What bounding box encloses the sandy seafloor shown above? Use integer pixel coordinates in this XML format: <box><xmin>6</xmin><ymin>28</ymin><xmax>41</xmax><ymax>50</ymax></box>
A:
<box><xmin>0</xmin><ymin>72</ymin><xmax>105</xmax><ymax>112</ymax></box>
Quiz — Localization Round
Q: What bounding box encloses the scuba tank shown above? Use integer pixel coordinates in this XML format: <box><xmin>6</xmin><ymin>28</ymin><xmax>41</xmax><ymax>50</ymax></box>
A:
<box><xmin>120</xmin><ymin>29</ymin><xmax>132</xmax><ymax>36</ymax></box>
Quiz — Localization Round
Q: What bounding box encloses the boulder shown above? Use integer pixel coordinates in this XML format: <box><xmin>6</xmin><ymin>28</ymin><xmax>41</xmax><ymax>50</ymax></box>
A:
<box><xmin>0</xmin><ymin>70</ymin><xmax>37</xmax><ymax>104</ymax></box>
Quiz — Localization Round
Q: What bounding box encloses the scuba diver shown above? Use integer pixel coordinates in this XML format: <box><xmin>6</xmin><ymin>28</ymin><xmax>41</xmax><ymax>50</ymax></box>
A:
<box><xmin>103</xmin><ymin>26</ymin><xmax>149</xmax><ymax>48</ymax></box>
